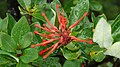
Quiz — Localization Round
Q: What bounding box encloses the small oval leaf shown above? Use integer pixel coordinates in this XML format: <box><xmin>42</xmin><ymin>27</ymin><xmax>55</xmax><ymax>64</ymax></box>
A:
<box><xmin>20</xmin><ymin>32</ymin><xmax>33</xmax><ymax>49</ymax></box>
<box><xmin>61</xmin><ymin>48</ymin><xmax>81</xmax><ymax>60</ymax></box>
<box><xmin>20</xmin><ymin>48</ymin><xmax>38</xmax><ymax>63</ymax></box>
<box><xmin>11</xmin><ymin>16</ymin><xmax>30</xmax><ymax>43</ymax></box>
<box><xmin>0</xmin><ymin>32</ymin><xmax>17</xmax><ymax>52</ymax></box>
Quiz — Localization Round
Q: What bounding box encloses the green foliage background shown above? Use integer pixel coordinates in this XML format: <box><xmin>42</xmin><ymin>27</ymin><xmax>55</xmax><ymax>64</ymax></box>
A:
<box><xmin>0</xmin><ymin>0</ymin><xmax>120</xmax><ymax>67</ymax></box>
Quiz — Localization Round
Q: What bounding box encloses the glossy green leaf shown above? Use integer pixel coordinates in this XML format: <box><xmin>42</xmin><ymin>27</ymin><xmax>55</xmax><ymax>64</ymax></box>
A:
<box><xmin>17</xmin><ymin>0</ymin><xmax>31</xmax><ymax>10</ymax></box>
<box><xmin>11</xmin><ymin>16</ymin><xmax>30</xmax><ymax>43</ymax></box>
<box><xmin>90</xmin><ymin>46</ymin><xmax>106</xmax><ymax>62</ymax></box>
<box><xmin>92</xmin><ymin>13</ymin><xmax>107</xmax><ymax>28</ymax></box>
<box><xmin>77</xmin><ymin>28</ymin><xmax>93</xmax><ymax>39</ymax></box>
<box><xmin>16</xmin><ymin>60</ymin><xmax>32</xmax><ymax>67</ymax></box>
<box><xmin>104</xmin><ymin>41</ymin><xmax>120</xmax><ymax>59</ymax></box>
<box><xmin>0</xmin><ymin>32</ymin><xmax>17</xmax><ymax>52</ymax></box>
<box><xmin>72</xmin><ymin>17</ymin><xmax>93</xmax><ymax>31</ymax></box>
<box><xmin>66</xmin><ymin>42</ymin><xmax>79</xmax><ymax>51</ymax></box>
<box><xmin>30</xmin><ymin>22</ymin><xmax>41</xmax><ymax>32</ymax></box>
<box><xmin>20</xmin><ymin>48</ymin><xmax>38</xmax><ymax>63</ymax></box>
<box><xmin>63</xmin><ymin>0</ymin><xmax>74</xmax><ymax>14</ymax></box>
<box><xmin>63</xmin><ymin>60</ymin><xmax>81</xmax><ymax>67</ymax></box>
<box><xmin>69</xmin><ymin>0</ymin><xmax>89</xmax><ymax>28</ymax></box>
<box><xmin>50</xmin><ymin>8</ymin><xmax>56</xmax><ymax>26</ymax></box>
<box><xmin>0</xmin><ymin>50</ymin><xmax>19</xmax><ymax>62</ymax></box>
<box><xmin>32</xmin><ymin>12</ymin><xmax>45</xmax><ymax>22</ymax></box>
<box><xmin>111</xmin><ymin>14</ymin><xmax>120</xmax><ymax>42</ymax></box>
<box><xmin>0</xmin><ymin>17</ymin><xmax>8</xmax><ymax>33</ymax></box>
<box><xmin>0</xmin><ymin>55</ymin><xmax>16</xmax><ymax>66</ymax></box>
<box><xmin>30</xmin><ymin>22</ymin><xmax>42</xmax><ymax>43</ymax></box>
<box><xmin>93</xmin><ymin>18</ymin><xmax>113</xmax><ymax>49</ymax></box>
<box><xmin>32</xmin><ymin>57</ymin><xmax>61</xmax><ymax>67</ymax></box>
<box><xmin>7</xmin><ymin>13</ymin><xmax>16</xmax><ymax>35</ymax></box>
<box><xmin>90</xmin><ymin>1</ymin><xmax>102</xmax><ymax>11</ymax></box>
<box><xmin>0</xmin><ymin>55</ymin><xmax>12</xmax><ymax>65</ymax></box>
<box><xmin>61</xmin><ymin>48</ymin><xmax>81</xmax><ymax>60</ymax></box>
<box><xmin>20</xmin><ymin>32</ymin><xmax>33</xmax><ymax>49</ymax></box>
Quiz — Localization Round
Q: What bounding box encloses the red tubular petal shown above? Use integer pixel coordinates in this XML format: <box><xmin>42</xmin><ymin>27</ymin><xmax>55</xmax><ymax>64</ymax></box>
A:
<box><xmin>88</xmin><ymin>39</ymin><xmax>93</xmax><ymax>44</ymax></box>
<box><xmin>32</xmin><ymin>38</ymin><xmax>59</xmax><ymax>47</ymax></box>
<box><xmin>39</xmin><ymin>45</ymin><xmax>54</xmax><ymax>55</ymax></box>
<box><xmin>56</xmin><ymin>4</ymin><xmax>61</xmax><ymax>24</ymax></box>
<box><xmin>43</xmin><ymin>42</ymin><xmax>59</xmax><ymax>59</ymax></box>
<box><xmin>68</xmin><ymin>12</ymin><xmax>88</xmax><ymax>31</ymax></box>
<box><xmin>34</xmin><ymin>30</ymin><xmax>39</xmax><ymax>34</ymax></box>
<box><xmin>41</xmin><ymin>12</ymin><xmax>59</xmax><ymax>32</ymax></box>
<box><xmin>56</xmin><ymin>4</ymin><xmax>59</xmax><ymax>9</ymax></box>
<box><xmin>39</xmin><ymin>49</ymin><xmax>48</xmax><ymax>55</ymax></box>
<box><xmin>31</xmin><ymin>45</ymin><xmax>36</xmax><ymax>48</ymax></box>
<box><xmin>35</xmin><ymin>24</ymin><xmax>39</xmax><ymax>28</ymax></box>
<box><xmin>42</xmin><ymin>39</ymin><xmax>48</xmax><ymax>46</ymax></box>
<box><xmin>70</xmin><ymin>36</ymin><xmax>91</xmax><ymax>43</ymax></box>
<box><xmin>57</xmin><ymin>43</ymin><xmax>63</xmax><ymax>49</ymax></box>
<box><xmin>35</xmin><ymin>24</ymin><xmax>52</xmax><ymax>32</ymax></box>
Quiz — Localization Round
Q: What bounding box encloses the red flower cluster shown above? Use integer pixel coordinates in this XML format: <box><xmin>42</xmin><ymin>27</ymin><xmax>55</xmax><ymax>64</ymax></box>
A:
<box><xmin>31</xmin><ymin>4</ymin><xmax>93</xmax><ymax>59</ymax></box>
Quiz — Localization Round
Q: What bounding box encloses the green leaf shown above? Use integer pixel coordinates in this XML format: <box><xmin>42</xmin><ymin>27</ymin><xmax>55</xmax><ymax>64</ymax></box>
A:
<box><xmin>90</xmin><ymin>46</ymin><xmax>106</xmax><ymax>62</ymax></box>
<box><xmin>63</xmin><ymin>60</ymin><xmax>81</xmax><ymax>67</ymax></box>
<box><xmin>66</xmin><ymin>42</ymin><xmax>79</xmax><ymax>51</ymax></box>
<box><xmin>0</xmin><ymin>50</ymin><xmax>19</xmax><ymax>62</ymax></box>
<box><xmin>20</xmin><ymin>32</ymin><xmax>33</xmax><ymax>49</ymax></box>
<box><xmin>0</xmin><ymin>32</ymin><xmax>17</xmax><ymax>52</ymax></box>
<box><xmin>63</xmin><ymin>0</ymin><xmax>74</xmax><ymax>14</ymax></box>
<box><xmin>90</xmin><ymin>1</ymin><xmax>102</xmax><ymax>11</ymax></box>
<box><xmin>11</xmin><ymin>16</ymin><xmax>30</xmax><ymax>43</ymax></box>
<box><xmin>104</xmin><ymin>41</ymin><xmax>120</xmax><ymax>59</ymax></box>
<box><xmin>16</xmin><ymin>60</ymin><xmax>32</xmax><ymax>67</ymax></box>
<box><xmin>50</xmin><ymin>8</ymin><xmax>56</xmax><ymax>26</ymax></box>
<box><xmin>61</xmin><ymin>48</ymin><xmax>81</xmax><ymax>60</ymax></box>
<box><xmin>0</xmin><ymin>55</ymin><xmax>13</xmax><ymax>65</ymax></box>
<box><xmin>30</xmin><ymin>22</ymin><xmax>42</xmax><ymax>43</ymax></box>
<box><xmin>17</xmin><ymin>0</ymin><xmax>31</xmax><ymax>10</ymax></box>
<box><xmin>20</xmin><ymin>48</ymin><xmax>38</xmax><ymax>63</ymax></box>
<box><xmin>93</xmin><ymin>18</ymin><xmax>113</xmax><ymax>49</ymax></box>
<box><xmin>69</xmin><ymin>0</ymin><xmax>89</xmax><ymax>28</ymax></box>
<box><xmin>91</xmin><ymin>13</ymin><xmax>107</xmax><ymax>28</ymax></box>
<box><xmin>111</xmin><ymin>14</ymin><xmax>120</xmax><ymax>42</ymax></box>
<box><xmin>7</xmin><ymin>13</ymin><xmax>16</xmax><ymax>35</ymax></box>
<box><xmin>32</xmin><ymin>57</ymin><xmax>61</xmax><ymax>67</ymax></box>
<box><xmin>0</xmin><ymin>55</ymin><xmax>16</xmax><ymax>66</ymax></box>
<box><xmin>0</xmin><ymin>17</ymin><xmax>8</xmax><ymax>33</ymax></box>
<box><xmin>32</xmin><ymin>12</ymin><xmax>45</xmax><ymax>22</ymax></box>
<box><xmin>72</xmin><ymin>17</ymin><xmax>93</xmax><ymax>31</ymax></box>
<box><xmin>77</xmin><ymin>28</ymin><xmax>93</xmax><ymax>39</ymax></box>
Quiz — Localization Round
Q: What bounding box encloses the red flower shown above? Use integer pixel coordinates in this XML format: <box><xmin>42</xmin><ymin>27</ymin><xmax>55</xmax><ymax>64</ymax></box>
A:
<box><xmin>31</xmin><ymin>4</ymin><xmax>93</xmax><ymax>59</ymax></box>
